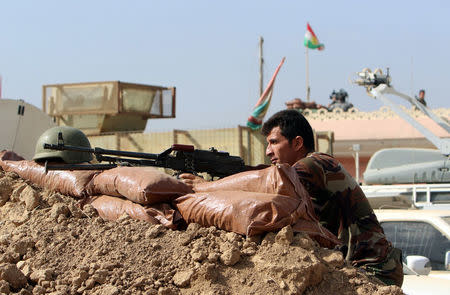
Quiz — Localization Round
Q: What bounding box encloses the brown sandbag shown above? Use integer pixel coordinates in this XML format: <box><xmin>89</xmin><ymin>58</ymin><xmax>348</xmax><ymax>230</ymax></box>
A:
<box><xmin>0</xmin><ymin>150</ymin><xmax>25</xmax><ymax>161</ymax></box>
<box><xmin>194</xmin><ymin>163</ymin><xmax>321</xmax><ymax>227</ymax></box>
<box><xmin>84</xmin><ymin>195</ymin><xmax>182</xmax><ymax>230</ymax></box>
<box><xmin>173</xmin><ymin>190</ymin><xmax>340</xmax><ymax>248</ymax></box>
<box><xmin>194</xmin><ymin>164</ymin><xmax>302</xmax><ymax>197</ymax></box>
<box><xmin>0</xmin><ymin>154</ymin><xmax>98</xmax><ymax>198</ymax></box>
<box><xmin>88</xmin><ymin>167</ymin><xmax>193</xmax><ymax>205</ymax></box>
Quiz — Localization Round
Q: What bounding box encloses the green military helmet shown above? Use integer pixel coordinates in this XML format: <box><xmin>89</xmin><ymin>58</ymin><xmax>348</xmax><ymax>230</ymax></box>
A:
<box><xmin>33</xmin><ymin>126</ymin><xmax>93</xmax><ymax>164</ymax></box>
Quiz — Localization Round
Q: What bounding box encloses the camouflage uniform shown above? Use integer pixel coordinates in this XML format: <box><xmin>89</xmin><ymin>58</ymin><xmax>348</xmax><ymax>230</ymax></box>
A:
<box><xmin>293</xmin><ymin>153</ymin><xmax>403</xmax><ymax>287</ymax></box>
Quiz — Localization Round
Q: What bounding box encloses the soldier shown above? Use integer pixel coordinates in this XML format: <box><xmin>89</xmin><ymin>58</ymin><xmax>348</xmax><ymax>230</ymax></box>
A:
<box><xmin>180</xmin><ymin>109</ymin><xmax>403</xmax><ymax>287</ymax></box>
<box><xmin>261</xmin><ymin>109</ymin><xmax>403</xmax><ymax>287</ymax></box>
<box><xmin>416</xmin><ymin>89</ymin><xmax>427</xmax><ymax>107</ymax></box>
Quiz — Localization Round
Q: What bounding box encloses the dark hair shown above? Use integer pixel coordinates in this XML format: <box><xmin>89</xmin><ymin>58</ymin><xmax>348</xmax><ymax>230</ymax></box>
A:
<box><xmin>262</xmin><ymin>109</ymin><xmax>315</xmax><ymax>152</ymax></box>
<box><xmin>419</xmin><ymin>89</ymin><xmax>425</xmax><ymax>94</ymax></box>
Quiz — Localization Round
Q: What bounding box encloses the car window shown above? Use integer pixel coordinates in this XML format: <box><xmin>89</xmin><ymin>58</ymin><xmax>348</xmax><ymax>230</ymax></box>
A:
<box><xmin>430</xmin><ymin>191</ymin><xmax>450</xmax><ymax>203</ymax></box>
<box><xmin>380</xmin><ymin>221</ymin><xmax>450</xmax><ymax>270</ymax></box>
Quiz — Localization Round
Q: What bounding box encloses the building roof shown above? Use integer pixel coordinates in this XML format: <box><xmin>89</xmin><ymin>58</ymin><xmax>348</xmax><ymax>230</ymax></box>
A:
<box><xmin>303</xmin><ymin>106</ymin><xmax>450</xmax><ymax>141</ymax></box>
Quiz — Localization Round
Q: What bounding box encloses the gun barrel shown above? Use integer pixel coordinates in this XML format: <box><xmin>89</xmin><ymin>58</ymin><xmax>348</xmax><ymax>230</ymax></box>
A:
<box><xmin>45</xmin><ymin>163</ymin><xmax>118</xmax><ymax>171</ymax></box>
<box><xmin>43</xmin><ymin>144</ymin><xmax>160</xmax><ymax>160</ymax></box>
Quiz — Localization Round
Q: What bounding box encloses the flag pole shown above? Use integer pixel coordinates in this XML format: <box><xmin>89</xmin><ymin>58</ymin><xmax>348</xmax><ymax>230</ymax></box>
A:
<box><xmin>259</xmin><ymin>36</ymin><xmax>264</xmax><ymax>96</ymax></box>
<box><xmin>305</xmin><ymin>47</ymin><xmax>310</xmax><ymax>102</ymax></box>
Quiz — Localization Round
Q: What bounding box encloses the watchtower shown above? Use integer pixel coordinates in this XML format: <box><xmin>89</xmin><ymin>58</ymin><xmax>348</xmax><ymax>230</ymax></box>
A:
<box><xmin>42</xmin><ymin>81</ymin><xmax>175</xmax><ymax>135</ymax></box>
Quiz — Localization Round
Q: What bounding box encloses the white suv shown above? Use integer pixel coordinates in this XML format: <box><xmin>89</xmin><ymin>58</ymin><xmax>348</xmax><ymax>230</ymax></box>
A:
<box><xmin>374</xmin><ymin>209</ymin><xmax>450</xmax><ymax>295</ymax></box>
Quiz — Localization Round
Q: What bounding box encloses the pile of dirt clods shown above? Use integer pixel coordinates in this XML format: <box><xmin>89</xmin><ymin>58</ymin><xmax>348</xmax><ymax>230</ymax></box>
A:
<box><xmin>0</xmin><ymin>160</ymin><xmax>403</xmax><ymax>294</ymax></box>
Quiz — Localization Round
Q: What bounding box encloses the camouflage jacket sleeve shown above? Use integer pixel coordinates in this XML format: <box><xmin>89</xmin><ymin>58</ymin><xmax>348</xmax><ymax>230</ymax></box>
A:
<box><xmin>292</xmin><ymin>153</ymin><xmax>393</xmax><ymax>265</ymax></box>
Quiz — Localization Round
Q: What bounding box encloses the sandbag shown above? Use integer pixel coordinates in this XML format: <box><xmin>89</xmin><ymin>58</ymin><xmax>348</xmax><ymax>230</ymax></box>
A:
<box><xmin>194</xmin><ymin>164</ymin><xmax>320</xmax><ymax>223</ymax></box>
<box><xmin>194</xmin><ymin>164</ymin><xmax>302</xmax><ymax>198</ymax></box>
<box><xmin>0</xmin><ymin>154</ymin><xmax>98</xmax><ymax>198</ymax></box>
<box><xmin>173</xmin><ymin>190</ymin><xmax>333</xmax><ymax>244</ymax></box>
<box><xmin>88</xmin><ymin>167</ymin><xmax>193</xmax><ymax>205</ymax></box>
<box><xmin>84</xmin><ymin>195</ymin><xmax>182</xmax><ymax>230</ymax></box>
<box><xmin>0</xmin><ymin>150</ymin><xmax>25</xmax><ymax>161</ymax></box>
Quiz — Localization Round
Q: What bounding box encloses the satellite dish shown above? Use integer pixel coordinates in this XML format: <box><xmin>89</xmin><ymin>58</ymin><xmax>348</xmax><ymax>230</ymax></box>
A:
<box><xmin>0</xmin><ymin>99</ymin><xmax>56</xmax><ymax>159</ymax></box>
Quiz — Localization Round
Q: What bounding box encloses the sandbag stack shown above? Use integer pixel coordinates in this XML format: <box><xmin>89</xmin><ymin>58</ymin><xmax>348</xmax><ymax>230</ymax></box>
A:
<box><xmin>0</xmin><ymin>150</ymin><xmax>340</xmax><ymax>248</ymax></box>
<box><xmin>174</xmin><ymin>164</ymin><xmax>340</xmax><ymax>248</ymax></box>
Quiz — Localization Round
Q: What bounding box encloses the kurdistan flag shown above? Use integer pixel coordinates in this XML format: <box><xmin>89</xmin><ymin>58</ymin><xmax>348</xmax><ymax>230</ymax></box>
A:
<box><xmin>304</xmin><ymin>23</ymin><xmax>324</xmax><ymax>50</ymax></box>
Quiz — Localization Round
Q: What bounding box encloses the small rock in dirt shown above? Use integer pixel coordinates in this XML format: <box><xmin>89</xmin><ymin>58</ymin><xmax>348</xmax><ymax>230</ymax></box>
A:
<box><xmin>0</xmin><ymin>234</ymin><xmax>10</xmax><ymax>246</ymax></box>
<box><xmin>45</xmin><ymin>192</ymin><xmax>63</xmax><ymax>206</ymax></box>
<box><xmin>0</xmin><ymin>252</ymin><xmax>20</xmax><ymax>264</ymax></box>
<box><xmin>186</xmin><ymin>223</ymin><xmax>201</xmax><ymax>235</ymax></box>
<box><xmin>29</xmin><ymin>269</ymin><xmax>53</xmax><ymax>283</ymax></box>
<box><xmin>5</xmin><ymin>172</ymin><xmax>19</xmax><ymax>179</ymax></box>
<box><xmin>275</xmin><ymin>225</ymin><xmax>294</xmax><ymax>245</ymax></box>
<box><xmin>261</xmin><ymin>232</ymin><xmax>276</xmax><ymax>246</ymax></box>
<box><xmin>190</xmin><ymin>249</ymin><xmax>207</xmax><ymax>262</ymax></box>
<box><xmin>118</xmin><ymin>213</ymin><xmax>132</xmax><ymax>223</ymax></box>
<box><xmin>207</xmin><ymin>252</ymin><xmax>219</xmax><ymax>263</ymax></box>
<box><xmin>50</xmin><ymin>203</ymin><xmax>70</xmax><ymax>219</ymax></box>
<box><xmin>224</xmin><ymin>232</ymin><xmax>240</xmax><ymax>243</ymax></box>
<box><xmin>11</xmin><ymin>238</ymin><xmax>35</xmax><ymax>256</ymax></box>
<box><xmin>0</xmin><ymin>178</ymin><xmax>13</xmax><ymax>206</ymax></box>
<box><xmin>220</xmin><ymin>248</ymin><xmax>241</xmax><ymax>266</ymax></box>
<box><xmin>321</xmin><ymin>249</ymin><xmax>344</xmax><ymax>267</ymax></box>
<box><xmin>33</xmin><ymin>285</ymin><xmax>46</xmax><ymax>295</ymax></box>
<box><xmin>146</xmin><ymin>224</ymin><xmax>165</xmax><ymax>239</ymax></box>
<box><xmin>20</xmin><ymin>186</ymin><xmax>41</xmax><ymax>211</ymax></box>
<box><xmin>0</xmin><ymin>280</ymin><xmax>10</xmax><ymax>293</ymax></box>
<box><xmin>92</xmin><ymin>269</ymin><xmax>108</xmax><ymax>284</ymax></box>
<box><xmin>82</xmin><ymin>204</ymin><xmax>98</xmax><ymax>218</ymax></box>
<box><xmin>0</xmin><ymin>263</ymin><xmax>28</xmax><ymax>289</ymax></box>
<box><xmin>85</xmin><ymin>278</ymin><xmax>96</xmax><ymax>289</ymax></box>
<box><xmin>178</xmin><ymin>233</ymin><xmax>193</xmax><ymax>246</ymax></box>
<box><xmin>246</xmin><ymin>235</ymin><xmax>262</xmax><ymax>245</ymax></box>
<box><xmin>94</xmin><ymin>284</ymin><xmax>119</xmax><ymax>295</ymax></box>
<box><xmin>173</xmin><ymin>269</ymin><xmax>194</xmax><ymax>287</ymax></box>
<box><xmin>294</xmin><ymin>233</ymin><xmax>315</xmax><ymax>250</ymax></box>
<box><xmin>342</xmin><ymin>267</ymin><xmax>358</xmax><ymax>278</ymax></box>
<box><xmin>68</xmin><ymin>203</ymin><xmax>83</xmax><ymax>218</ymax></box>
<box><xmin>279</xmin><ymin>280</ymin><xmax>288</xmax><ymax>290</ymax></box>
<box><xmin>10</xmin><ymin>183</ymin><xmax>27</xmax><ymax>202</ymax></box>
<box><xmin>16</xmin><ymin>261</ymin><xmax>32</xmax><ymax>277</ymax></box>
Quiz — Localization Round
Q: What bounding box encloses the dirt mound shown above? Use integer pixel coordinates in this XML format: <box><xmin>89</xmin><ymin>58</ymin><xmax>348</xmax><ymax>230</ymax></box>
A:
<box><xmin>0</xmin><ymin>168</ymin><xmax>404</xmax><ymax>295</ymax></box>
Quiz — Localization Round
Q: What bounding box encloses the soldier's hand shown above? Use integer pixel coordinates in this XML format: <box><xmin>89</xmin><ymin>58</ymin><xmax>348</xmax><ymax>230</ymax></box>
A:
<box><xmin>178</xmin><ymin>173</ymin><xmax>206</xmax><ymax>189</ymax></box>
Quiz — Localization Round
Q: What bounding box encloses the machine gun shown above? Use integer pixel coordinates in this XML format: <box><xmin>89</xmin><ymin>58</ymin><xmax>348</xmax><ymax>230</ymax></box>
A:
<box><xmin>43</xmin><ymin>133</ymin><xmax>252</xmax><ymax>178</ymax></box>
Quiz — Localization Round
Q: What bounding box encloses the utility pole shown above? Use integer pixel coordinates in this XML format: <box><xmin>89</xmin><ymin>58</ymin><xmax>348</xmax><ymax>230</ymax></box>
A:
<box><xmin>259</xmin><ymin>36</ymin><xmax>264</xmax><ymax>96</ymax></box>
<box><xmin>305</xmin><ymin>48</ymin><xmax>310</xmax><ymax>102</ymax></box>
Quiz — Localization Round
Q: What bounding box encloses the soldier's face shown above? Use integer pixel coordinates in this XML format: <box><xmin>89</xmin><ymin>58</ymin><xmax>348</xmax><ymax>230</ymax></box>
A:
<box><xmin>265</xmin><ymin>126</ymin><xmax>302</xmax><ymax>165</ymax></box>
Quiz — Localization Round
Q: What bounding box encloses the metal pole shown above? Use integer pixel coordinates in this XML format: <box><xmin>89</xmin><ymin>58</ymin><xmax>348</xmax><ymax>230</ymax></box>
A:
<box><xmin>353</xmin><ymin>144</ymin><xmax>360</xmax><ymax>183</ymax></box>
<box><xmin>259</xmin><ymin>36</ymin><xmax>264</xmax><ymax>96</ymax></box>
<box><xmin>305</xmin><ymin>47</ymin><xmax>310</xmax><ymax>102</ymax></box>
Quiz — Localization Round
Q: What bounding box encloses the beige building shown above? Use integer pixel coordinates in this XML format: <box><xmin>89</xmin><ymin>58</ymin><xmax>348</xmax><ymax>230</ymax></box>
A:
<box><xmin>302</xmin><ymin>106</ymin><xmax>450</xmax><ymax>183</ymax></box>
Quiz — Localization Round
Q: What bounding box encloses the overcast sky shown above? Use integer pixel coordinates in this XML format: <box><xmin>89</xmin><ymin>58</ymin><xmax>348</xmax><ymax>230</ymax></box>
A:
<box><xmin>1</xmin><ymin>1</ymin><xmax>449</xmax><ymax>131</ymax></box>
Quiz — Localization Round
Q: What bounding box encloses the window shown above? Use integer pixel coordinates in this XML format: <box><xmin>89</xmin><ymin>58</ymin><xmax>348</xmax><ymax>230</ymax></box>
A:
<box><xmin>381</xmin><ymin>221</ymin><xmax>450</xmax><ymax>270</ymax></box>
<box><xmin>430</xmin><ymin>191</ymin><xmax>450</xmax><ymax>203</ymax></box>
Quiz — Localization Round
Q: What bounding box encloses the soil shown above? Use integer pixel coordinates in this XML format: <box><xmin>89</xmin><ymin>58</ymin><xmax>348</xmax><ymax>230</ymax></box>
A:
<box><xmin>0</xmin><ymin>167</ymin><xmax>404</xmax><ymax>295</ymax></box>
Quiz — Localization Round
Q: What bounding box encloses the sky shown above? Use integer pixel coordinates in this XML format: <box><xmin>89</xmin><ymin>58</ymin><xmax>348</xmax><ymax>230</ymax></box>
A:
<box><xmin>1</xmin><ymin>1</ymin><xmax>449</xmax><ymax>132</ymax></box>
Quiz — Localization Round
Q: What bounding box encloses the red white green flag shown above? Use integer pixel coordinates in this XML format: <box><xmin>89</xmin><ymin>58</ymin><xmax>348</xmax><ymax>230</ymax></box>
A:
<box><xmin>304</xmin><ymin>23</ymin><xmax>324</xmax><ymax>50</ymax></box>
<box><xmin>247</xmin><ymin>57</ymin><xmax>285</xmax><ymax>130</ymax></box>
